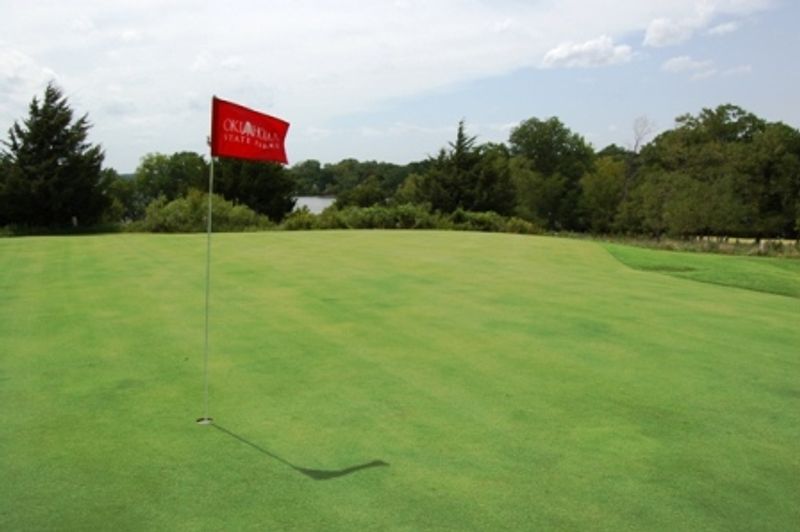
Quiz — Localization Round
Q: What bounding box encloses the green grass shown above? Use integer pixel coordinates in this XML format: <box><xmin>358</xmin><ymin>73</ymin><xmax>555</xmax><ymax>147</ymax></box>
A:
<box><xmin>1</xmin><ymin>231</ymin><xmax>798</xmax><ymax>530</ymax></box>
<box><xmin>604</xmin><ymin>242</ymin><xmax>800</xmax><ymax>299</ymax></box>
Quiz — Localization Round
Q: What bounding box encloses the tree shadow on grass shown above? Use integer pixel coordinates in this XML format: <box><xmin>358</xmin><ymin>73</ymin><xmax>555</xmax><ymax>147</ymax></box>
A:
<box><xmin>211</xmin><ymin>424</ymin><xmax>389</xmax><ymax>480</ymax></box>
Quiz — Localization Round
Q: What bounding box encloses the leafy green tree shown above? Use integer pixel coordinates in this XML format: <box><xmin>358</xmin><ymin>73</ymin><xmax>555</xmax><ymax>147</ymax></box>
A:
<box><xmin>98</xmin><ymin>168</ymin><xmax>125</xmax><ymax>222</ymax></box>
<box><xmin>705</xmin><ymin>172</ymin><xmax>756</xmax><ymax>237</ymax></box>
<box><xmin>677</xmin><ymin>104</ymin><xmax>766</xmax><ymax>144</ymax></box>
<box><xmin>509</xmin><ymin>117</ymin><xmax>594</xmax><ymax>179</ymax></box>
<box><xmin>0</xmin><ymin>82</ymin><xmax>108</xmax><ymax>227</ymax></box>
<box><xmin>134</xmin><ymin>151</ymin><xmax>207</xmax><ymax>207</ymax></box>
<box><xmin>661</xmin><ymin>174</ymin><xmax>710</xmax><ymax>238</ymax></box>
<box><xmin>322</xmin><ymin>158</ymin><xmax>412</xmax><ymax>201</ymax></box>
<box><xmin>624</xmin><ymin>170</ymin><xmax>714</xmax><ymax>238</ymax></box>
<box><xmin>628</xmin><ymin>171</ymin><xmax>670</xmax><ymax>237</ymax></box>
<box><xmin>133</xmin><ymin>153</ymin><xmax>170</xmax><ymax>205</ymax></box>
<box><xmin>510</xmin><ymin>157</ymin><xmax>570</xmax><ymax>229</ymax></box>
<box><xmin>635</xmin><ymin>104</ymin><xmax>800</xmax><ymax>238</ymax></box>
<box><xmin>744</xmin><ymin>122</ymin><xmax>800</xmax><ymax>238</ymax></box>
<box><xmin>289</xmin><ymin>159</ymin><xmax>334</xmax><ymax>195</ymax></box>
<box><xmin>326</xmin><ymin>158</ymin><xmax>364</xmax><ymax>194</ymax></box>
<box><xmin>579</xmin><ymin>156</ymin><xmax>625</xmax><ymax>233</ymax></box>
<box><xmin>470</xmin><ymin>143</ymin><xmax>516</xmax><ymax>215</ymax></box>
<box><xmin>334</xmin><ymin>175</ymin><xmax>385</xmax><ymax>208</ymax></box>
<box><xmin>796</xmin><ymin>207</ymin><xmax>800</xmax><ymax>235</ymax></box>
<box><xmin>597</xmin><ymin>144</ymin><xmax>630</xmax><ymax>160</ymax></box>
<box><xmin>509</xmin><ymin>156</ymin><xmax>543</xmax><ymax>226</ymax></box>
<box><xmin>393</xmin><ymin>172</ymin><xmax>426</xmax><ymax>206</ymax></box>
<box><xmin>214</xmin><ymin>158</ymin><xmax>296</xmax><ymax>222</ymax></box>
<box><xmin>509</xmin><ymin>117</ymin><xmax>594</xmax><ymax>229</ymax></box>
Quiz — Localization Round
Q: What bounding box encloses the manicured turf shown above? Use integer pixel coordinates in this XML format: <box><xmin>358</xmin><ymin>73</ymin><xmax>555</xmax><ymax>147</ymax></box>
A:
<box><xmin>1</xmin><ymin>231</ymin><xmax>798</xmax><ymax>530</ymax></box>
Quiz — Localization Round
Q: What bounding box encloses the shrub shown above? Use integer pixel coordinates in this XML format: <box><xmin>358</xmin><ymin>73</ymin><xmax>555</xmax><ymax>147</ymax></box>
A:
<box><xmin>277</xmin><ymin>203</ymin><xmax>542</xmax><ymax>235</ymax></box>
<box><xmin>316</xmin><ymin>207</ymin><xmax>350</xmax><ymax>229</ymax></box>
<box><xmin>136</xmin><ymin>190</ymin><xmax>272</xmax><ymax>233</ymax></box>
<box><xmin>503</xmin><ymin>216</ymin><xmax>541</xmax><ymax>235</ymax></box>
<box><xmin>282</xmin><ymin>207</ymin><xmax>319</xmax><ymax>230</ymax></box>
<box><xmin>392</xmin><ymin>203</ymin><xmax>441</xmax><ymax>229</ymax></box>
<box><xmin>448</xmin><ymin>209</ymin><xmax>507</xmax><ymax>232</ymax></box>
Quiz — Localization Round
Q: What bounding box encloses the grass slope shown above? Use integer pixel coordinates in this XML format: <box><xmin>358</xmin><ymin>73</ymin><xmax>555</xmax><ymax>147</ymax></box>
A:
<box><xmin>605</xmin><ymin>243</ymin><xmax>800</xmax><ymax>299</ymax></box>
<box><xmin>0</xmin><ymin>232</ymin><xmax>798</xmax><ymax>530</ymax></box>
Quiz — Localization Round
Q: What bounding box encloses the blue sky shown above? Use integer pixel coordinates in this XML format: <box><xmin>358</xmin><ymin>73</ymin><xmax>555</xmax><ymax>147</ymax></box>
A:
<box><xmin>1</xmin><ymin>0</ymin><xmax>798</xmax><ymax>172</ymax></box>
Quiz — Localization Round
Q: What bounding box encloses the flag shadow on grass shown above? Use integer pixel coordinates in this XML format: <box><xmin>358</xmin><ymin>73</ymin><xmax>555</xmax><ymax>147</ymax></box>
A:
<box><xmin>212</xmin><ymin>424</ymin><xmax>389</xmax><ymax>480</ymax></box>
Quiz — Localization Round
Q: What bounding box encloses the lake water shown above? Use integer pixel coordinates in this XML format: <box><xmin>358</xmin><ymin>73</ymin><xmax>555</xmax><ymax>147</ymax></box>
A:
<box><xmin>294</xmin><ymin>196</ymin><xmax>336</xmax><ymax>214</ymax></box>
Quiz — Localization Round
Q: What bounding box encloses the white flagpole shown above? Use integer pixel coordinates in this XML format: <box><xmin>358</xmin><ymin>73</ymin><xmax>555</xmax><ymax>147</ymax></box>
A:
<box><xmin>198</xmin><ymin>154</ymin><xmax>214</xmax><ymax>425</ymax></box>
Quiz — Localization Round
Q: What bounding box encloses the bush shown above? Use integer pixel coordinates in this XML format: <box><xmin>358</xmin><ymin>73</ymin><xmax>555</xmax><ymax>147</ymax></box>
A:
<box><xmin>316</xmin><ymin>207</ymin><xmax>350</xmax><ymax>229</ymax></box>
<box><xmin>503</xmin><ymin>216</ymin><xmax>541</xmax><ymax>235</ymax></box>
<box><xmin>449</xmin><ymin>209</ymin><xmax>507</xmax><ymax>232</ymax></box>
<box><xmin>135</xmin><ymin>190</ymin><xmax>273</xmax><ymax>233</ymax></box>
<box><xmin>277</xmin><ymin>203</ymin><xmax>542</xmax><ymax>235</ymax></box>
<box><xmin>282</xmin><ymin>207</ymin><xmax>319</xmax><ymax>230</ymax></box>
<box><xmin>392</xmin><ymin>203</ymin><xmax>441</xmax><ymax>229</ymax></box>
<box><xmin>299</xmin><ymin>204</ymin><xmax>436</xmax><ymax>230</ymax></box>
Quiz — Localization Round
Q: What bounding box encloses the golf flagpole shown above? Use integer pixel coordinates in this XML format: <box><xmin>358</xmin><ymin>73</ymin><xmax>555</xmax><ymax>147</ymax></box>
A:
<box><xmin>198</xmin><ymin>96</ymin><xmax>289</xmax><ymax>426</ymax></box>
<box><xmin>197</xmin><ymin>143</ymin><xmax>214</xmax><ymax>425</ymax></box>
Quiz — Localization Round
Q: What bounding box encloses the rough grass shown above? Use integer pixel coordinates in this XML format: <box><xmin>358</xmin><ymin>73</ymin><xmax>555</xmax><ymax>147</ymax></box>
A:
<box><xmin>604</xmin><ymin>243</ymin><xmax>800</xmax><ymax>298</ymax></box>
<box><xmin>1</xmin><ymin>232</ymin><xmax>798</xmax><ymax>530</ymax></box>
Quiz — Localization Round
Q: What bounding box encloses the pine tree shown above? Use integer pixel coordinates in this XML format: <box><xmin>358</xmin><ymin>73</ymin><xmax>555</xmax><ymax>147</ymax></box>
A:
<box><xmin>413</xmin><ymin>121</ymin><xmax>515</xmax><ymax>215</ymax></box>
<box><xmin>0</xmin><ymin>82</ymin><xmax>108</xmax><ymax>227</ymax></box>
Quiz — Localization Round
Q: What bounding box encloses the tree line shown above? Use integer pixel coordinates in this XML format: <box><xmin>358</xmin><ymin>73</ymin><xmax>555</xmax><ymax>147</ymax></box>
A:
<box><xmin>299</xmin><ymin>109</ymin><xmax>800</xmax><ymax>240</ymax></box>
<box><xmin>2</xmin><ymin>83</ymin><xmax>799</xmax><ymax>239</ymax></box>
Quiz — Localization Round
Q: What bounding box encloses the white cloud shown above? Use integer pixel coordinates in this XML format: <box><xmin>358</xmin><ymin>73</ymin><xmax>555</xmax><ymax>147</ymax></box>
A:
<box><xmin>299</xmin><ymin>126</ymin><xmax>333</xmax><ymax>141</ymax></box>
<box><xmin>0</xmin><ymin>46</ymin><xmax>58</xmax><ymax>114</ymax></box>
<box><xmin>70</xmin><ymin>16</ymin><xmax>95</xmax><ymax>33</ymax></box>
<box><xmin>120</xmin><ymin>29</ymin><xmax>142</xmax><ymax>43</ymax></box>
<box><xmin>644</xmin><ymin>17</ymin><xmax>697</xmax><ymax>47</ymax></box>
<box><xmin>643</xmin><ymin>1</ymin><xmax>716</xmax><ymax>47</ymax></box>
<box><xmin>708</xmin><ymin>21</ymin><xmax>740</xmax><ymax>35</ymax></box>
<box><xmin>492</xmin><ymin>18</ymin><xmax>515</xmax><ymax>33</ymax></box>
<box><xmin>190</xmin><ymin>53</ymin><xmax>211</xmax><ymax>73</ymax></box>
<box><xmin>662</xmin><ymin>56</ymin><xmax>752</xmax><ymax>81</ymax></box>
<box><xmin>723</xmin><ymin>64</ymin><xmax>753</xmax><ymax>76</ymax></box>
<box><xmin>662</xmin><ymin>55</ymin><xmax>718</xmax><ymax>80</ymax></box>
<box><xmin>220</xmin><ymin>56</ymin><xmax>245</xmax><ymax>71</ymax></box>
<box><xmin>358</xmin><ymin>122</ymin><xmax>454</xmax><ymax>138</ymax></box>
<box><xmin>691</xmin><ymin>69</ymin><xmax>719</xmax><ymax>80</ymax></box>
<box><xmin>0</xmin><ymin>1</ymin><xmax>779</xmax><ymax>170</ymax></box>
<box><xmin>485</xmin><ymin>122</ymin><xmax>518</xmax><ymax>134</ymax></box>
<box><xmin>643</xmin><ymin>0</ymin><xmax>768</xmax><ymax>47</ymax></box>
<box><xmin>662</xmin><ymin>56</ymin><xmax>714</xmax><ymax>73</ymax></box>
<box><xmin>542</xmin><ymin>36</ymin><xmax>632</xmax><ymax>68</ymax></box>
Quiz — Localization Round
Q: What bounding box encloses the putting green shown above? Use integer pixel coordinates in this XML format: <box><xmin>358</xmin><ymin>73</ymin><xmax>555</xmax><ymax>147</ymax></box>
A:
<box><xmin>0</xmin><ymin>231</ymin><xmax>798</xmax><ymax>530</ymax></box>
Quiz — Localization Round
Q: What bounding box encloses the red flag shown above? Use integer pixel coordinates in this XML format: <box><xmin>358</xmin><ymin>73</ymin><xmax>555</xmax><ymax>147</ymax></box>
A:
<box><xmin>210</xmin><ymin>97</ymin><xmax>289</xmax><ymax>164</ymax></box>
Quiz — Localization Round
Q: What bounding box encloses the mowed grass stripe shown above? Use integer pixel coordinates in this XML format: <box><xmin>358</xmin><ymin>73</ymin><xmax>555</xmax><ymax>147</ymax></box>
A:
<box><xmin>0</xmin><ymin>231</ymin><xmax>798</xmax><ymax>530</ymax></box>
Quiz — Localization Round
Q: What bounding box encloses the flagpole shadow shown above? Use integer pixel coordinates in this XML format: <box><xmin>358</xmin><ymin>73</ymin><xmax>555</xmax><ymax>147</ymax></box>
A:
<box><xmin>211</xmin><ymin>424</ymin><xmax>389</xmax><ymax>480</ymax></box>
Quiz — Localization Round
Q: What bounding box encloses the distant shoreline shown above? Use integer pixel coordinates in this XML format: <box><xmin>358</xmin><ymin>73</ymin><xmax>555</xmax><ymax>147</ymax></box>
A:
<box><xmin>294</xmin><ymin>195</ymin><xmax>336</xmax><ymax>214</ymax></box>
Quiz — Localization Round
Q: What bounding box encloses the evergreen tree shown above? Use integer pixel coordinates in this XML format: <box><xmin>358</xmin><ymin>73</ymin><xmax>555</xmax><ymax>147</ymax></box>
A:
<box><xmin>0</xmin><ymin>82</ymin><xmax>108</xmax><ymax>227</ymax></box>
<box><xmin>412</xmin><ymin>121</ymin><xmax>515</xmax><ymax>215</ymax></box>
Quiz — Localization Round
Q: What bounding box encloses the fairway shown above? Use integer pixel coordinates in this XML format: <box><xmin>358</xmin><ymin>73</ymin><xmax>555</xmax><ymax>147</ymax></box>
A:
<box><xmin>1</xmin><ymin>231</ymin><xmax>798</xmax><ymax>530</ymax></box>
